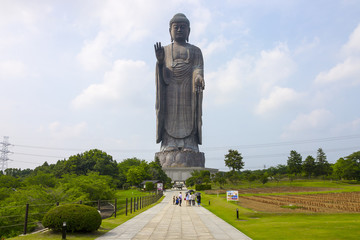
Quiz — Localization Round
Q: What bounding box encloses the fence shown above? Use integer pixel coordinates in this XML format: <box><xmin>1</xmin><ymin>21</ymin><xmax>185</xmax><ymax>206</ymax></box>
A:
<box><xmin>0</xmin><ymin>191</ymin><xmax>163</xmax><ymax>238</ymax></box>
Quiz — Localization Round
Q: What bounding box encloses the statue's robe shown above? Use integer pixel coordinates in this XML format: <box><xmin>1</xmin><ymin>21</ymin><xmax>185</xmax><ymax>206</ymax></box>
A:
<box><xmin>156</xmin><ymin>43</ymin><xmax>203</xmax><ymax>150</ymax></box>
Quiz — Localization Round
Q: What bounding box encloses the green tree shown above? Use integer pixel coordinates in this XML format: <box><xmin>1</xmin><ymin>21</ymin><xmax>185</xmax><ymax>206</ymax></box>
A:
<box><xmin>275</xmin><ymin>164</ymin><xmax>288</xmax><ymax>175</ymax></box>
<box><xmin>247</xmin><ymin>174</ymin><xmax>257</xmax><ymax>187</ymax></box>
<box><xmin>213</xmin><ymin>172</ymin><xmax>227</xmax><ymax>188</ymax></box>
<box><xmin>33</xmin><ymin>161</ymin><xmax>52</xmax><ymax>174</ymax></box>
<box><xmin>287</xmin><ymin>150</ymin><xmax>302</xmax><ymax>176</ymax></box>
<box><xmin>302</xmin><ymin>155</ymin><xmax>316</xmax><ymax>178</ymax></box>
<box><xmin>126</xmin><ymin>163</ymin><xmax>150</xmax><ymax>187</ymax></box>
<box><xmin>61</xmin><ymin>172</ymin><xmax>115</xmax><ymax>201</ymax></box>
<box><xmin>226</xmin><ymin>170</ymin><xmax>241</xmax><ymax>184</ymax></box>
<box><xmin>24</xmin><ymin>171</ymin><xmax>57</xmax><ymax>188</ymax></box>
<box><xmin>117</xmin><ymin>158</ymin><xmax>143</xmax><ymax>187</ymax></box>
<box><xmin>4</xmin><ymin>168</ymin><xmax>33</xmax><ymax>178</ymax></box>
<box><xmin>333</xmin><ymin>151</ymin><xmax>360</xmax><ymax>180</ymax></box>
<box><xmin>185</xmin><ymin>176</ymin><xmax>196</xmax><ymax>187</ymax></box>
<box><xmin>188</xmin><ymin>170</ymin><xmax>210</xmax><ymax>185</ymax></box>
<box><xmin>259</xmin><ymin>172</ymin><xmax>269</xmax><ymax>185</ymax></box>
<box><xmin>0</xmin><ymin>186</ymin><xmax>59</xmax><ymax>238</ymax></box>
<box><xmin>145</xmin><ymin>182</ymin><xmax>155</xmax><ymax>191</ymax></box>
<box><xmin>224</xmin><ymin>149</ymin><xmax>244</xmax><ymax>172</ymax></box>
<box><xmin>0</xmin><ymin>174</ymin><xmax>22</xmax><ymax>188</ymax></box>
<box><xmin>314</xmin><ymin>148</ymin><xmax>331</xmax><ymax>176</ymax></box>
<box><xmin>148</xmin><ymin>158</ymin><xmax>172</xmax><ymax>188</ymax></box>
<box><xmin>64</xmin><ymin>149</ymin><xmax>118</xmax><ymax>177</ymax></box>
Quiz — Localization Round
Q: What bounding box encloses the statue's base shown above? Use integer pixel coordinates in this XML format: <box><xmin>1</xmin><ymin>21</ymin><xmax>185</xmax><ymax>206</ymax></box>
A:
<box><xmin>162</xmin><ymin>167</ymin><xmax>219</xmax><ymax>182</ymax></box>
<box><xmin>155</xmin><ymin>150</ymin><xmax>205</xmax><ymax>168</ymax></box>
<box><xmin>155</xmin><ymin>150</ymin><xmax>218</xmax><ymax>182</ymax></box>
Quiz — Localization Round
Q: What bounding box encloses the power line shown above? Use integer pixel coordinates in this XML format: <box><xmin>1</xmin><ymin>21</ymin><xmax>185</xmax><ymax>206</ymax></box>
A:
<box><xmin>14</xmin><ymin>152</ymin><xmax>65</xmax><ymax>158</ymax></box>
<box><xmin>6</xmin><ymin>134</ymin><xmax>359</xmax><ymax>170</ymax></box>
<box><xmin>10</xmin><ymin>143</ymin><xmax>360</xmax><ymax>161</ymax></box>
<box><xmin>202</xmin><ymin>134</ymin><xmax>360</xmax><ymax>151</ymax></box>
<box><xmin>12</xmin><ymin>133</ymin><xmax>360</xmax><ymax>153</ymax></box>
<box><xmin>13</xmin><ymin>144</ymin><xmax>85</xmax><ymax>151</ymax></box>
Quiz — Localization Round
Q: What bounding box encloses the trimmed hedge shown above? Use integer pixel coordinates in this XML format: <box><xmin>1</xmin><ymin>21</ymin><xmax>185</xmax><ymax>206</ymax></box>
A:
<box><xmin>42</xmin><ymin>204</ymin><xmax>101</xmax><ymax>232</ymax></box>
<box><xmin>195</xmin><ymin>184</ymin><xmax>211</xmax><ymax>191</ymax></box>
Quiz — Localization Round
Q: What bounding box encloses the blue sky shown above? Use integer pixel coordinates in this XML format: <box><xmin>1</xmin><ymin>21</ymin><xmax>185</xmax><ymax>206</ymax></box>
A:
<box><xmin>1</xmin><ymin>0</ymin><xmax>360</xmax><ymax>172</ymax></box>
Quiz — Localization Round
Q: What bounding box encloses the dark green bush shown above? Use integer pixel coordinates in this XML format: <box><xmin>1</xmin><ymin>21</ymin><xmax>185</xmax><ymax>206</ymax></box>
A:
<box><xmin>42</xmin><ymin>204</ymin><xmax>101</xmax><ymax>232</ymax></box>
<box><xmin>195</xmin><ymin>184</ymin><xmax>211</xmax><ymax>191</ymax></box>
<box><xmin>123</xmin><ymin>182</ymin><xmax>131</xmax><ymax>190</ymax></box>
<box><xmin>145</xmin><ymin>182</ymin><xmax>155</xmax><ymax>191</ymax></box>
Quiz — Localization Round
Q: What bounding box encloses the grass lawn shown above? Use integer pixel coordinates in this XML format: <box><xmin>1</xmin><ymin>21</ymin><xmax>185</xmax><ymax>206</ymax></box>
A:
<box><xmin>202</xmin><ymin>180</ymin><xmax>360</xmax><ymax>240</ymax></box>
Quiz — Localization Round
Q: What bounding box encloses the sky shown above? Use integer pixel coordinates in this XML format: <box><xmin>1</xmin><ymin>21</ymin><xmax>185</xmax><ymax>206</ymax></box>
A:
<box><xmin>1</xmin><ymin>0</ymin><xmax>360</xmax><ymax>172</ymax></box>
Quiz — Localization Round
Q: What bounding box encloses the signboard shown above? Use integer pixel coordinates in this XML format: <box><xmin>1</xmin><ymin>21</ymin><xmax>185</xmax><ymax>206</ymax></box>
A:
<box><xmin>226</xmin><ymin>190</ymin><xmax>239</xmax><ymax>201</ymax></box>
<box><xmin>157</xmin><ymin>183</ymin><xmax>163</xmax><ymax>191</ymax></box>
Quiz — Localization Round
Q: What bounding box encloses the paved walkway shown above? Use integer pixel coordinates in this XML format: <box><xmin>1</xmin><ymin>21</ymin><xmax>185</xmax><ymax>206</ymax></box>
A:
<box><xmin>96</xmin><ymin>190</ymin><xmax>251</xmax><ymax>240</ymax></box>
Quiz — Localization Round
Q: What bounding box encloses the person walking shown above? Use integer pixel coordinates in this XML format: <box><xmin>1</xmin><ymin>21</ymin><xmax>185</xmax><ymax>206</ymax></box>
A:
<box><xmin>196</xmin><ymin>193</ymin><xmax>201</xmax><ymax>207</ymax></box>
<box><xmin>178</xmin><ymin>192</ymin><xmax>182</xmax><ymax>207</ymax></box>
<box><xmin>191</xmin><ymin>193</ymin><xmax>196</xmax><ymax>206</ymax></box>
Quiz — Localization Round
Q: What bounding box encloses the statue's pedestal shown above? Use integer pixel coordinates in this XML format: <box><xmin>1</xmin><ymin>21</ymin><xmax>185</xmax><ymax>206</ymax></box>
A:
<box><xmin>155</xmin><ymin>151</ymin><xmax>218</xmax><ymax>182</ymax></box>
<box><xmin>155</xmin><ymin>151</ymin><xmax>205</xmax><ymax>168</ymax></box>
<box><xmin>163</xmin><ymin>167</ymin><xmax>218</xmax><ymax>182</ymax></box>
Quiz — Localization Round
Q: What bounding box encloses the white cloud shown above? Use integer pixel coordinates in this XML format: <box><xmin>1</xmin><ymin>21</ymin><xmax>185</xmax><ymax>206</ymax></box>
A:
<box><xmin>0</xmin><ymin>1</ymin><xmax>49</xmax><ymax>29</ymax></box>
<box><xmin>189</xmin><ymin>6</ymin><xmax>212</xmax><ymax>39</ymax></box>
<box><xmin>48</xmin><ymin>121</ymin><xmax>87</xmax><ymax>139</ymax></box>
<box><xmin>206</xmin><ymin>42</ymin><xmax>297</xmax><ymax>106</ymax></box>
<box><xmin>315</xmin><ymin>23</ymin><xmax>360</xmax><ymax>86</ymax></box>
<box><xmin>342</xmin><ymin>23</ymin><xmax>360</xmax><ymax>55</ymax></box>
<box><xmin>255</xmin><ymin>87</ymin><xmax>304</xmax><ymax>115</ymax></box>
<box><xmin>282</xmin><ymin>109</ymin><xmax>333</xmax><ymax>138</ymax></box>
<box><xmin>207</xmin><ymin>57</ymin><xmax>251</xmax><ymax>105</ymax></box>
<box><xmin>77</xmin><ymin>32</ymin><xmax>110</xmax><ymax>71</ymax></box>
<box><xmin>253</xmin><ymin>43</ymin><xmax>296</xmax><ymax>92</ymax></box>
<box><xmin>201</xmin><ymin>35</ymin><xmax>232</xmax><ymax>57</ymax></box>
<box><xmin>0</xmin><ymin>1</ymin><xmax>52</xmax><ymax>50</ymax></box>
<box><xmin>76</xmin><ymin>0</ymin><xmax>214</xmax><ymax>71</ymax></box>
<box><xmin>0</xmin><ymin>60</ymin><xmax>26</xmax><ymax>79</ymax></box>
<box><xmin>72</xmin><ymin>59</ymin><xmax>152</xmax><ymax>109</ymax></box>
<box><xmin>334</xmin><ymin>117</ymin><xmax>360</xmax><ymax>134</ymax></box>
<box><xmin>314</xmin><ymin>57</ymin><xmax>360</xmax><ymax>85</ymax></box>
<box><xmin>76</xmin><ymin>0</ymin><xmax>169</xmax><ymax>70</ymax></box>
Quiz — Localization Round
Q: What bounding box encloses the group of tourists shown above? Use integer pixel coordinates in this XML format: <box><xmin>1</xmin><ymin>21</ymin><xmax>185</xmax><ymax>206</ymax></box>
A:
<box><xmin>173</xmin><ymin>191</ymin><xmax>201</xmax><ymax>207</ymax></box>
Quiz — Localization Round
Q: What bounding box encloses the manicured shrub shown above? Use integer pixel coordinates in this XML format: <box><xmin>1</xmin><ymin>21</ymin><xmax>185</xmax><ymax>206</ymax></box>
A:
<box><xmin>42</xmin><ymin>204</ymin><xmax>101</xmax><ymax>232</ymax></box>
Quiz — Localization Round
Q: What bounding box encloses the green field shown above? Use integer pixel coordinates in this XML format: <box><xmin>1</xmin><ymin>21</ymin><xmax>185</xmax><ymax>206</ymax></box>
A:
<box><xmin>201</xmin><ymin>180</ymin><xmax>360</xmax><ymax>240</ymax></box>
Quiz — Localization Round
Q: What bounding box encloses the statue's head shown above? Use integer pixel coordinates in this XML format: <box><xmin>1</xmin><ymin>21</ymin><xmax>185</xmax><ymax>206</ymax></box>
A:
<box><xmin>169</xmin><ymin>13</ymin><xmax>190</xmax><ymax>43</ymax></box>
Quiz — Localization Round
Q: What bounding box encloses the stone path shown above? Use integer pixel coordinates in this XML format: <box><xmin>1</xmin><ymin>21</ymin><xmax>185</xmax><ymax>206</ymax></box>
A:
<box><xmin>96</xmin><ymin>190</ymin><xmax>251</xmax><ymax>240</ymax></box>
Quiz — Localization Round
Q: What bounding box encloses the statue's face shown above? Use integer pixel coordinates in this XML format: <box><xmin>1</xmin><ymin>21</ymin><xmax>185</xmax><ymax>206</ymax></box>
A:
<box><xmin>170</xmin><ymin>22</ymin><xmax>190</xmax><ymax>43</ymax></box>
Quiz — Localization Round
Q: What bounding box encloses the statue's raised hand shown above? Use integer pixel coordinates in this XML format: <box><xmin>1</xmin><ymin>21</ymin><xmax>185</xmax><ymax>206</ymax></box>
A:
<box><xmin>154</xmin><ymin>42</ymin><xmax>165</xmax><ymax>64</ymax></box>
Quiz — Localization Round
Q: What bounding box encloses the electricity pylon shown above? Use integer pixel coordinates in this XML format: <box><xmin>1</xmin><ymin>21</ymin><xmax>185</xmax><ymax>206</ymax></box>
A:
<box><xmin>0</xmin><ymin>136</ymin><xmax>11</xmax><ymax>173</ymax></box>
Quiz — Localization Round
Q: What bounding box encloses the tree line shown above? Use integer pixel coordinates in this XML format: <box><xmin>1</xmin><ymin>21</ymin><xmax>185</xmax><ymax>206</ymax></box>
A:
<box><xmin>0</xmin><ymin>149</ymin><xmax>171</xmax><ymax>205</ymax></box>
<box><xmin>185</xmin><ymin>148</ymin><xmax>360</xmax><ymax>188</ymax></box>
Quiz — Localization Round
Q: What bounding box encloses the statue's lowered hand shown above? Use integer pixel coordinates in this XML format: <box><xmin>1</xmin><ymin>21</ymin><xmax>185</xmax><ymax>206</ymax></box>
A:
<box><xmin>154</xmin><ymin>42</ymin><xmax>165</xmax><ymax>64</ymax></box>
<box><xmin>195</xmin><ymin>75</ymin><xmax>205</xmax><ymax>91</ymax></box>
